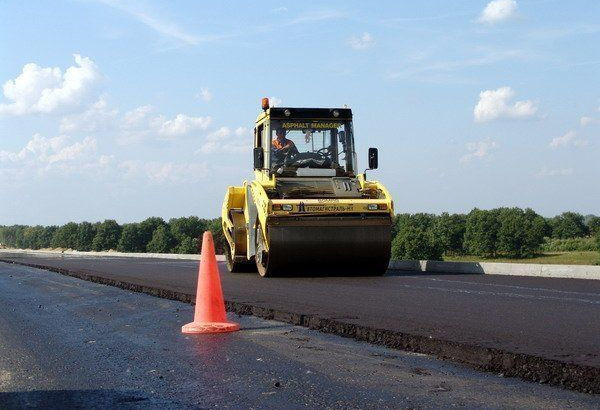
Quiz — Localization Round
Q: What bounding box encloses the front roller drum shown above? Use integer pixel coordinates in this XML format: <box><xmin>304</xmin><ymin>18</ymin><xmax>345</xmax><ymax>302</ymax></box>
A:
<box><xmin>255</xmin><ymin>215</ymin><xmax>391</xmax><ymax>277</ymax></box>
<box><xmin>225</xmin><ymin>208</ymin><xmax>257</xmax><ymax>273</ymax></box>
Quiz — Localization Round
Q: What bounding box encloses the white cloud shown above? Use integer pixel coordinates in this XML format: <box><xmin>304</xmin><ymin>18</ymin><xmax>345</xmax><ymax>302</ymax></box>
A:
<box><xmin>580</xmin><ymin>116</ymin><xmax>596</xmax><ymax>127</ymax></box>
<box><xmin>122</xmin><ymin>105</ymin><xmax>154</xmax><ymax>128</ymax></box>
<box><xmin>59</xmin><ymin>97</ymin><xmax>118</xmax><ymax>133</ymax></box>
<box><xmin>549</xmin><ymin>131</ymin><xmax>587</xmax><ymax>148</ymax></box>
<box><xmin>536</xmin><ymin>167</ymin><xmax>574</xmax><ymax>177</ymax></box>
<box><xmin>1</xmin><ymin>134</ymin><xmax>96</xmax><ymax>164</ymax></box>
<box><xmin>96</xmin><ymin>0</ymin><xmax>206</xmax><ymax>46</ymax></box>
<box><xmin>199</xmin><ymin>126</ymin><xmax>251</xmax><ymax>154</ymax></box>
<box><xmin>198</xmin><ymin>88</ymin><xmax>212</xmax><ymax>102</ymax></box>
<box><xmin>269</xmin><ymin>97</ymin><xmax>282</xmax><ymax>107</ymax></box>
<box><xmin>287</xmin><ymin>10</ymin><xmax>346</xmax><ymax>26</ymax></box>
<box><xmin>478</xmin><ymin>0</ymin><xmax>518</xmax><ymax>24</ymax></box>
<box><xmin>460</xmin><ymin>139</ymin><xmax>498</xmax><ymax>163</ymax></box>
<box><xmin>115</xmin><ymin>105</ymin><xmax>156</xmax><ymax>144</ymax></box>
<box><xmin>115</xmin><ymin>106</ymin><xmax>212</xmax><ymax>143</ymax></box>
<box><xmin>119</xmin><ymin>160</ymin><xmax>208</xmax><ymax>184</ymax></box>
<box><xmin>349</xmin><ymin>33</ymin><xmax>374</xmax><ymax>50</ymax></box>
<box><xmin>155</xmin><ymin>114</ymin><xmax>212</xmax><ymax>137</ymax></box>
<box><xmin>0</xmin><ymin>134</ymin><xmax>105</xmax><ymax>181</ymax></box>
<box><xmin>0</xmin><ymin>54</ymin><xmax>101</xmax><ymax>116</ymax></box>
<box><xmin>474</xmin><ymin>86</ymin><xmax>537</xmax><ymax>122</ymax></box>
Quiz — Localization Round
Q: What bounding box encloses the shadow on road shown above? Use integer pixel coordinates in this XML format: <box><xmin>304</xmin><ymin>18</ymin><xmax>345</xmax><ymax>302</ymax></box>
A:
<box><xmin>0</xmin><ymin>389</ymin><xmax>184</xmax><ymax>409</ymax></box>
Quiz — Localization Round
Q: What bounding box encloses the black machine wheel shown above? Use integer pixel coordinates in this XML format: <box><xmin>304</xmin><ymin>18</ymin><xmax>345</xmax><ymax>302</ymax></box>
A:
<box><xmin>225</xmin><ymin>245</ymin><xmax>241</xmax><ymax>273</ymax></box>
<box><xmin>225</xmin><ymin>234</ymin><xmax>256</xmax><ymax>273</ymax></box>
<box><xmin>255</xmin><ymin>225</ymin><xmax>272</xmax><ymax>277</ymax></box>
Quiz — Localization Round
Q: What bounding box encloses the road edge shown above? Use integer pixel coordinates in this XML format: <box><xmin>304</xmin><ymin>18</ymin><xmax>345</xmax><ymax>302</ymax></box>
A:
<box><xmin>1</xmin><ymin>257</ymin><xmax>598</xmax><ymax>394</ymax></box>
<box><xmin>390</xmin><ymin>260</ymin><xmax>600</xmax><ymax>280</ymax></box>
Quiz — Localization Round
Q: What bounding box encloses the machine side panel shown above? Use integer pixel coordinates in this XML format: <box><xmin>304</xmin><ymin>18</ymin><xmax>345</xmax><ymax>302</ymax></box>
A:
<box><xmin>245</xmin><ymin>184</ymin><xmax>258</xmax><ymax>259</ymax></box>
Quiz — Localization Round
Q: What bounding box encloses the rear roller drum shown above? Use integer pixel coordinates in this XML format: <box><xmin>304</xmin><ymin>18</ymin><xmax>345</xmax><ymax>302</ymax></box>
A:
<box><xmin>225</xmin><ymin>235</ymin><xmax>256</xmax><ymax>273</ymax></box>
<box><xmin>255</xmin><ymin>225</ymin><xmax>273</xmax><ymax>277</ymax></box>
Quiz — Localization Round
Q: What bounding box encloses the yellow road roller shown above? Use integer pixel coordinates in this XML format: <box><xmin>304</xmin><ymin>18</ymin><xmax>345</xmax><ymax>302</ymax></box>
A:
<box><xmin>221</xmin><ymin>98</ymin><xmax>394</xmax><ymax>277</ymax></box>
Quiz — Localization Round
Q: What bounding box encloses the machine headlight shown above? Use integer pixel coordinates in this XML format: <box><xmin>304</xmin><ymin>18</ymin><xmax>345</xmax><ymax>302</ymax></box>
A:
<box><xmin>282</xmin><ymin>204</ymin><xmax>293</xmax><ymax>211</ymax></box>
<box><xmin>332</xmin><ymin>110</ymin><xmax>339</xmax><ymax>117</ymax></box>
<box><xmin>284</xmin><ymin>109</ymin><xmax>291</xmax><ymax>117</ymax></box>
<box><xmin>367</xmin><ymin>204</ymin><xmax>378</xmax><ymax>211</ymax></box>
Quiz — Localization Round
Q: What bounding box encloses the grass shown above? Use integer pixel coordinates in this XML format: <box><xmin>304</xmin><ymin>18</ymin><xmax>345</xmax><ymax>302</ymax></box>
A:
<box><xmin>444</xmin><ymin>251</ymin><xmax>600</xmax><ymax>266</ymax></box>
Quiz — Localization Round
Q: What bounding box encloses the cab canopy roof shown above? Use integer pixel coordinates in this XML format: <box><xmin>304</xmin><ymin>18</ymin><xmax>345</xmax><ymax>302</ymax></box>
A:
<box><xmin>258</xmin><ymin>107</ymin><xmax>353</xmax><ymax>122</ymax></box>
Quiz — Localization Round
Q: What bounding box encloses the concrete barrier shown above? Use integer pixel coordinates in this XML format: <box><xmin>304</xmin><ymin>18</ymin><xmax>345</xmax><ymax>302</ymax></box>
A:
<box><xmin>0</xmin><ymin>248</ymin><xmax>225</xmax><ymax>262</ymax></box>
<box><xmin>2</xmin><ymin>249</ymin><xmax>599</xmax><ymax>280</ymax></box>
<box><xmin>389</xmin><ymin>259</ymin><xmax>600</xmax><ymax>280</ymax></box>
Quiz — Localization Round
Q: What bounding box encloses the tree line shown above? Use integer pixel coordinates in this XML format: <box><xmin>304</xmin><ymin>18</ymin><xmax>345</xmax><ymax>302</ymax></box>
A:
<box><xmin>0</xmin><ymin>217</ymin><xmax>226</xmax><ymax>254</ymax></box>
<box><xmin>392</xmin><ymin>209</ymin><xmax>600</xmax><ymax>260</ymax></box>
<box><xmin>1</xmin><ymin>210</ymin><xmax>599</xmax><ymax>260</ymax></box>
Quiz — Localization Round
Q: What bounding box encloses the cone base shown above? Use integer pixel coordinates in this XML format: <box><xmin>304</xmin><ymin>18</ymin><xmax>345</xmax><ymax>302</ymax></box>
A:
<box><xmin>181</xmin><ymin>321</ymin><xmax>240</xmax><ymax>334</ymax></box>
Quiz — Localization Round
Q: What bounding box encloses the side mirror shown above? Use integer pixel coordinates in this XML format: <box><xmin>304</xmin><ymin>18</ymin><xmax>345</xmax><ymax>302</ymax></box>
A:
<box><xmin>368</xmin><ymin>147</ymin><xmax>378</xmax><ymax>170</ymax></box>
<box><xmin>338</xmin><ymin>130</ymin><xmax>345</xmax><ymax>144</ymax></box>
<box><xmin>253</xmin><ymin>147</ymin><xmax>264</xmax><ymax>169</ymax></box>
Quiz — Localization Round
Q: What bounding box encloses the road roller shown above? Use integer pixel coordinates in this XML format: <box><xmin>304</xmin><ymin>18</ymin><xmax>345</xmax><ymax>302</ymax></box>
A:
<box><xmin>221</xmin><ymin>98</ymin><xmax>394</xmax><ymax>277</ymax></box>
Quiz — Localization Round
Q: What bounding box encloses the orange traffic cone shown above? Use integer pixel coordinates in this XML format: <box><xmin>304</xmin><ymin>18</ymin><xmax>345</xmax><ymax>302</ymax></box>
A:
<box><xmin>182</xmin><ymin>231</ymin><xmax>240</xmax><ymax>334</ymax></box>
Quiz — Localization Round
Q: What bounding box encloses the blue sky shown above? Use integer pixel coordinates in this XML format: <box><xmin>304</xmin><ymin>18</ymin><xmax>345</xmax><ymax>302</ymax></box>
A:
<box><xmin>1</xmin><ymin>0</ymin><xmax>599</xmax><ymax>225</ymax></box>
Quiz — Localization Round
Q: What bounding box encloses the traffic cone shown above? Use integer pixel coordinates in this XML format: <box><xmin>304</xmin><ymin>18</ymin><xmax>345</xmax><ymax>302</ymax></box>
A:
<box><xmin>182</xmin><ymin>231</ymin><xmax>240</xmax><ymax>334</ymax></box>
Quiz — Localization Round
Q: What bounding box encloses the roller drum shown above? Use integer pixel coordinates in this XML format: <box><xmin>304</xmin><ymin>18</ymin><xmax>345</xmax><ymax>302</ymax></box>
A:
<box><xmin>261</xmin><ymin>215</ymin><xmax>391</xmax><ymax>276</ymax></box>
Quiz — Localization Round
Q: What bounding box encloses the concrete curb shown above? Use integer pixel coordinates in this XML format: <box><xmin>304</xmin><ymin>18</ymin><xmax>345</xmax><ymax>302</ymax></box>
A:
<box><xmin>389</xmin><ymin>260</ymin><xmax>600</xmax><ymax>280</ymax></box>
<box><xmin>0</xmin><ymin>248</ymin><xmax>225</xmax><ymax>262</ymax></box>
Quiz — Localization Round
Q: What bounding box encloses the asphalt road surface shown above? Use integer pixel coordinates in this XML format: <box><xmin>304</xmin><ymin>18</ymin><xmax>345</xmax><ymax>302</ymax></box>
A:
<box><xmin>1</xmin><ymin>253</ymin><xmax>599</xmax><ymax>393</ymax></box>
<box><xmin>1</xmin><ymin>263</ymin><xmax>598</xmax><ymax>409</ymax></box>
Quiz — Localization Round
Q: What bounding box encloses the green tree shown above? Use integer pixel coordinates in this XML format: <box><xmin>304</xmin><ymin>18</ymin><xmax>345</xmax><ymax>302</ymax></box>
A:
<box><xmin>391</xmin><ymin>214</ymin><xmax>442</xmax><ymax>260</ymax></box>
<box><xmin>21</xmin><ymin>226</ymin><xmax>44</xmax><ymax>249</ymax></box>
<box><xmin>169</xmin><ymin>216</ymin><xmax>206</xmax><ymax>241</ymax></box>
<box><xmin>206</xmin><ymin>218</ymin><xmax>225</xmax><ymax>253</ymax></box>
<box><xmin>175</xmin><ymin>236</ymin><xmax>198</xmax><ymax>254</ymax></box>
<box><xmin>76</xmin><ymin>222</ymin><xmax>96</xmax><ymax>251</ymax></box>
<box><xmin>38</xmin><ymin>226</ymin><xmax>58</xmax><ymax>249</ymax></box>
<box><xmin>2</xmin><ymin>226</ymin><xmax>21</xmax><ymax>247</ymax></box>
<box><xmin>146</xmin><ymin>225</ymin><xmax>176</xmax><ymax>253</ymax></box>
<box><xmin>139</xmin><ymin>217</ymin><xmax>167</xmax><ymax>251</ymax></box>
<box><xmin>464</xmin><ymin>209</ymin><xmax>500</xmax><ymax>257</ymax></box>
<box><xmin>550</xmin><ymin>212</ymin><xmax>589</xmax><ymax>239</ymax></box>
<box><xmin>91</xmin><ymin>220</ymin><xmax>122</xmax><ymax>251</ymax></box>
<box><xmin>12</xmin><ymin>225</ymin><xmax>27</xmax><ymax>248</ymax></box>
<box><xmin>434</xmin><ymin>213</ymin><xmax>466</xmax><ymax>255</ymax></box>
<box><xmin>51</xmin><ymin>222</ymin><xmax>79</xmax><ymax>249</ymax></box>
<box><xmin>496</xmin><ymin>208</ymin><xmax>525</xmax><ymax>257</ymax></box>
<box><xmin>117</xmin><ymin>223</ymin><xmax>145</xmax><ymax>252</ymax></box>
<box><xmin>0</xmin><ymin>226</ymin><xmax>13</xmax><ymax>247</ymax></box>
<box><xmin>586</xmin><ymin>215</ymin><xmax>600</xmax><ymax>236</ymax></box>
<box><xmin>595</xmin><ymin>230</ymin><xmax>600</xmax><ymax>252</ymax></box>
<box><xmin>169</xmin><ymin>216</ymin><xmax>206</xmax><ymax>253</ymax></box>
<box><xmin>496</xmin><ymin>208</ymin><xmax>545</xmax><ymax>257</ymax></box>
<box><xmin>522</xmin><ymin>208</ymin><xmax>547</xmax><ymax>255</ymax></box>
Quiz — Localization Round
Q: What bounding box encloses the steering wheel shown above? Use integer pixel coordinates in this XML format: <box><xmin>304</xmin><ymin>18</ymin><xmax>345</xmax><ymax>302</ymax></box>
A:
<box><xmin>273</xmin><ymin>145</ymin><xmax>297</xmax><ymax>166</ymax></box>
<box><xmin>316</xmin><ymin>147</ymin><xmax>332</xmax><ymax>156</ymax></box>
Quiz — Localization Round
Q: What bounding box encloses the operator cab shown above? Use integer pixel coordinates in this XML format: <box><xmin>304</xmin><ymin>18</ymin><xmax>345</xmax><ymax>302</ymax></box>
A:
<box><xmin>253</xmin><ymin>104</ymin><xmax>358</xmax><ymax>178</ymax></box>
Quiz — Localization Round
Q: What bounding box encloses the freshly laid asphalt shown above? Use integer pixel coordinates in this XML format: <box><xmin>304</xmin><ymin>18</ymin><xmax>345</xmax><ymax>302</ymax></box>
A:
<box><xmin>1</xmin><ymin>262</ymin><xmax>598</xmax><ymax>409</ymax></box>
<box><xmin>1</xmin><ymin>252</ymin><xmax>599</xmax><ymax>393</ymax></box>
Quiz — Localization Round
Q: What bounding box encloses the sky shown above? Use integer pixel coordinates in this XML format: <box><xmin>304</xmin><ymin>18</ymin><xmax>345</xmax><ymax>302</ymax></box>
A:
<box><xmin>0</xmin><ymin>0</ymin><xmax>599</xmax><ymax>225</ymax></box>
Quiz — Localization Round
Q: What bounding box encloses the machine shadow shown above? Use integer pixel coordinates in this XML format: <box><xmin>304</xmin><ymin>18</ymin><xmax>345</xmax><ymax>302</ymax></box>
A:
<box><xmin>0</xmin><ymin>389</ymin><xmax>179</xmax><ymax>409</ymax></box>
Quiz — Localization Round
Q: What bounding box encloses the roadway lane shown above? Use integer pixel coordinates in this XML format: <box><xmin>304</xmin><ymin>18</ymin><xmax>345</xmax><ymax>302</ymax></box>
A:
<box><xmin>5</xmin><ymin>263</ymin><xmax>599</xmax><ymax>409</ymax></box>
<box><xmin>1</xmin><ymin>253</ymin><xmax>599</xmax><ymax>392</ymax></box>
